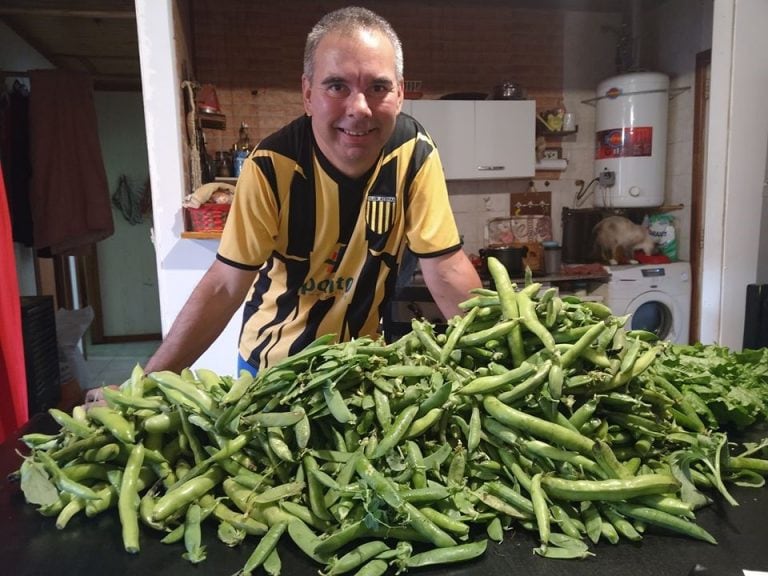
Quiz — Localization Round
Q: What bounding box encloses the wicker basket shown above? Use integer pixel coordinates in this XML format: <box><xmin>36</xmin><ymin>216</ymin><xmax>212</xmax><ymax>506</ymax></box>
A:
<box><xmin>186</xmin><ymin>203</ymin><xmax>230</xmax><ymax>232</ymax></box>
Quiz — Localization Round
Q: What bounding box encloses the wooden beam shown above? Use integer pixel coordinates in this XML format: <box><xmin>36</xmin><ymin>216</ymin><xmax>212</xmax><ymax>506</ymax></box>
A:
<box><xmin>0</xmin><ymin>8</ymin><xmax>135</xmax><ymax>19</ymax></box>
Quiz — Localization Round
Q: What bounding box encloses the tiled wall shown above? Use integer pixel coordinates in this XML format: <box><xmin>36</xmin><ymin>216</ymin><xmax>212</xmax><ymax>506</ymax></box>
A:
<box><xmin>190</xmin><ymin>1</ymin><xmax>702</xmax><ymax>260</ymax></box>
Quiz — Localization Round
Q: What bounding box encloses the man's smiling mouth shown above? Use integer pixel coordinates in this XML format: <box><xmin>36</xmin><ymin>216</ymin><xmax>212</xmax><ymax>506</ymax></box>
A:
<box><xmin>340</xmin><ymin>128</ymin><xmax>374</xmax><ymax>136</ymax></box>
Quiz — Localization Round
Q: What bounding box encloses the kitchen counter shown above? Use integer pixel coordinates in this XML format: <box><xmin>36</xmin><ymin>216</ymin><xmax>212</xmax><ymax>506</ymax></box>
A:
<box><xmin>395</xmin><ymin>269</ymin><xmax>610</xmax><ymax>303</ymax></box>
<box><xmin>2</xmin><ymin>415</ymin><xmax>767</xmax><ymax>576</ymax></box>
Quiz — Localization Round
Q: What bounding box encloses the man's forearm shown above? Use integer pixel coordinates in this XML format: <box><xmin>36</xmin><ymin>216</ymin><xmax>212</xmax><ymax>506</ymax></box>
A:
<box><xmin>144</xmin><ymin>262</ymin><xmax>255</xmax><ymax>373</ymax></box>
<box><xmin>144</xmin><ymin>297</ymin><xmax>237</xmax><ymax>373</ymax></box>
<box><xmin>421</xmin><ymin>250</ymin><xmax>482</xmax><ymax>321</ymax></box>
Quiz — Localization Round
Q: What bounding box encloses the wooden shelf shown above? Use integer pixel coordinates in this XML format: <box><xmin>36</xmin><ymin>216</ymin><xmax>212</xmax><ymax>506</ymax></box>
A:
<box><xmin>538</xmin><ymin>128</ymin><xmax>578</xmax><ymax>137</ymax></box>
<box><xmin>181</xmin><ymin>231</ymin><xmax>222</xmax><ymax>240</ymax></box>
<box><xmin>199</xmin><ymin>111</ymin><xmax>226</xmax><ymax>130</ymax></box>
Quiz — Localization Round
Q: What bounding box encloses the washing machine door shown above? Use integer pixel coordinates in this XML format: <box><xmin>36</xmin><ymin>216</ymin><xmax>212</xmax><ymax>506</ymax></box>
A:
<box><xmin>624</xmin><ymin>291</ymin><xmax>680</xmax><ymax>342</ymax></box>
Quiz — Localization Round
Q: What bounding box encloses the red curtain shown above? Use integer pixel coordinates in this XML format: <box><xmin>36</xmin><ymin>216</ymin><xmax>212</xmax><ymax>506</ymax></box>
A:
<box><xmin>0</xmin><ymin>162</ymin><xmax>28</xmax><ymax>443</ymax></box>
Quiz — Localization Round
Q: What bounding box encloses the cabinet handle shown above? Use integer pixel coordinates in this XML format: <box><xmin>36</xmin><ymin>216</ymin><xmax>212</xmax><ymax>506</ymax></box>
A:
<box><xmin>477</xmin><ymin>165</ymin><xmax>505</xmax><ymax>171</ymax></box>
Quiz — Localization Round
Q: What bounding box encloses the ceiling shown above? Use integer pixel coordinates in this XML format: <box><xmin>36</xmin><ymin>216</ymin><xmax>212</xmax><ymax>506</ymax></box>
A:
<box><xmin>0</xmin><ymin>0</ymin><xmax>141</xmax><ymax>91</ymax></box>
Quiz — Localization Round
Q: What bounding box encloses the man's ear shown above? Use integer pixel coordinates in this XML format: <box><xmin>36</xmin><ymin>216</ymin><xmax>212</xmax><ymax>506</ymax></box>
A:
<box><xmin>301</xmin><ymin>75</ymin><xmax>313</xmax><ymax>116</ymax></box>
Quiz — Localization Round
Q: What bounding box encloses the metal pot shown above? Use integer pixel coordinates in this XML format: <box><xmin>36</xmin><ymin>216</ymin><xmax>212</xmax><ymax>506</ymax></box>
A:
<box><xmin>491</xmin><ymin>82</ymin><xmax>526</xmax><ymax>100</ymax></box>
<box><xmin>480</xmin><ymin>245</ymin><xmax>529</xmax><ymax>276</ymax></box>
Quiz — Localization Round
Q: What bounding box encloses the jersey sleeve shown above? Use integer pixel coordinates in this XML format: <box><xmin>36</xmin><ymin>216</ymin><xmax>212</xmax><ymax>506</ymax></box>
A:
<box><xmin>217</xmin><ymin>151</ymin><xmax>280</xmax><ymax>269</ymax></box>
<box><xmin>404</xmin><ymin>141</ymin><xmax>462</xmax><ymax>257</ymax></box>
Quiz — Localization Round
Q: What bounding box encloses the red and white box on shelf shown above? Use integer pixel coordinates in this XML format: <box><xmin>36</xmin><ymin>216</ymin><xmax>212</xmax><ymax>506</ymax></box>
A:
<box><xmin>485</xmin><ymin>216</ymin><xmax>553</xmax><ymax>274</ymax></box>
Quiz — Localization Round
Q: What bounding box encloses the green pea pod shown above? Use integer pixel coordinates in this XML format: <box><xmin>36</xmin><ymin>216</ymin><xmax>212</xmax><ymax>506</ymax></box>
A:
<box><xmin>48</xmin><ymin>408</ymin><xmax>94</xmax><ymax>438</ymax></box>
<box><xmin>417</xmin><ymin>379</ymin><xmax>452</xmax><ymax>417</ymax></box>
<box><xmin>530</xmin><ymin>472</ymin><xmax>550</xmax><ymax>549</ymax></box>
<box><xmin>483</xmin><ymin>396</ymin><xmax>594</xmax><ymax>456</ymax></box>
<box><xmin>325</xmin><ymin>540</ymin><xmax>390</xmax><ymax>576</ymax></box>
<box><xmin>36</xmin><ymin>451</ymin><xmax>100</xmax><ymax>501</ymax></box>
<box><xmin>102</xmin><ymin>387</ymin><xmax>165</xmax><ymax>411</ymax></box>
<box><xmin>242</xmin><ymin>521</ymin><xmax>287</xmax><ymax>575</ymax></box>
<box><xmin>118</xmin><ymin>442</ymin><xmax>145</xmax><ymax>553</ymax></box>
<box><xmin>540</xmin><ymin>474</ymin><xmax>680</xmax><ymax>502</ymax></box>
<box><xmin>355</xmin><ymin>455</ymin><xmax>402</xmax><ymax>510</ymax></box>
<box><xmin>473</xmin><ymin>489</ymin><xmax>528</xmax><ymax>520</ymax></box>
<box><xmin>405</xmin><ymin>408</ymin><xmax>443</xmax><ymax>440</ymax></box>
<box><xmin>243</xmin><ymin>409</ymin><xmax>307</xmax><ymax>428</ymax></box>
<box><xmin>459</xmin><ymin>361</ymin><xmax>536</xmax><ymax>396</ymax></box>
<box><xmin>486</xmin><ymin>258</ymin><xmax>525</xmax><ymax>367</ymax></box>
<box><xmin>263</xmin><ymin>548</ymin><xmax>281</xmax><ymax>576</ymax></box>
<box><xmin>87</xmin><ymin>406</ymin><xmax>136</xmax><ymax>444</ymax></box>
<box><xmin>370</xmin><ymin>404</ymin><xmax>418</xmax><ymax>460</ymax></box>
<box><xmin>372</xmin><ymin>388</ymin><xmax>392</xmax><ymax>431</ymax></box>
<box><xmin>353</xmin><ymin>559</ymin><xmax>388</xmax><ymax>576</ymax></box>
<box><xmin>439</xmin><ymin>306</ymin><xmax>480</xmax><ymax>363</ymax></box>
<box><xmin>323</xmin><ymin>384</ymin><xmax>357</xmax><ymax>425</ymax></box>
<box><xmin>518</xmin><ymin>291</ymin><xmax>556</xmax><ymax>352</ymax></box>
<box><xmin>220</xmin><ymin>370</ymin><xmax>253</xmax><ymax>405</ymax></box>
<box><xmin>152</xmin><ymin>466</ymin><xmax>224</xmax><ymax>522</ymax></box>
<box><xmin>401</xmin><ymin>502</ymin><xmax>456</xmax><ymax>548</ymax></box>
<box><xmin>403</xmin><ymin>539</ymin><xmax>487</xmax><ymax>569</ymax></box>
<box><xmin>150</xmin><ymin>370</ymin><xmax>220</xmax><ymax>418</ymax></box>
<box><xmin>182</xmin><ymin>503</ymin><xmax>206</xmax><ymax>564</ymax></box>
<box><xmin>55</xmin><ymin>497</ymin><xmax>85</xmax><ymax>529</ymax></box>
<box><xmin>420</xmin><ymin>506</ymin><xmax>470</xmax><ymax>536</ymax></box>
<box><xmin>303</xmin><ymin>455</ymin><xmax>332</xmax><ymax>522</ymax></box>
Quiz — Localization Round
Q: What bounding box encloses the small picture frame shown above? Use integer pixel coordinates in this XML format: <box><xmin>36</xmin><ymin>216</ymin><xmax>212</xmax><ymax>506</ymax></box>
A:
<box><xmin>542</xmin><ymin>147</ymin><xmax>562</xmax><ymax>160</ymax></box>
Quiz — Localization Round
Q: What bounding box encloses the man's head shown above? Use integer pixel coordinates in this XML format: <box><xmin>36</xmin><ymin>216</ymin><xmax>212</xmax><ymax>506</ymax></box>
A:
<box><xmin>302</xmin><ymin>7</ymin><xmax>404</xmax><ymax>179</ymax></box>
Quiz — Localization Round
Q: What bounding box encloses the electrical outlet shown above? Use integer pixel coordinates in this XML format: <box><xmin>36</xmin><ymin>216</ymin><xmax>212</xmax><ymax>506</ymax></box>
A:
<box><xmin>599</xmin><ymin>170</ymin><xmax>616</xmax><ymax>187</ymax></box>
<box><xmin>543</xmin><ymin>149</ymin><xmax>559</xmax><ymax>160</ymax></box>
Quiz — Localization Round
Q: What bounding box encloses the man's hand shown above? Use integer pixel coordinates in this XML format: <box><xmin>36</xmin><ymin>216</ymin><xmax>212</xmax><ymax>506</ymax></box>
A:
<box><xmin>83</xmin><ymin>385</ymin><xmax>118</xmax><ymax>409</ymax></box>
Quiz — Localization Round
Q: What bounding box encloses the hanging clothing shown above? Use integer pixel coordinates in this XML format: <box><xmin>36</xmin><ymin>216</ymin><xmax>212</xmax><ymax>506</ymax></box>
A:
<box><xmin>0</xmin><ymin>161</ymin><xmax>28</xmax><ymax>442</ymax></box>
<box><xmin>28</xmin><ymin>69</ymin><xmax>114</xmax><ymax>256</ymax></box>
<box><xmin>0</xmin><ymin>81</ymin><xmax>34</xmax><ymax>246</ymax></box>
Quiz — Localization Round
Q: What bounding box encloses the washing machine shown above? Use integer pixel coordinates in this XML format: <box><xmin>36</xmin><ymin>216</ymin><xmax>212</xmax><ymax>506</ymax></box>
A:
<box><xmin>592</xmin><ymin>262</ymin><xmax>691</xmax><ymax>344</ymax></box>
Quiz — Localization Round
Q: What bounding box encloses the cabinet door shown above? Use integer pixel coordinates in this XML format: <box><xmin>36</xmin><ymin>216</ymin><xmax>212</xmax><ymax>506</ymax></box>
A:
<box><xmin>474</xmin><ymin>101</ymin><xmax>535</xmax><ymax>179</ymax></box>
<box><xmin>411</xmin><ymin>100</ymin><xmax>473</xmax><ymax>180</ymax></box>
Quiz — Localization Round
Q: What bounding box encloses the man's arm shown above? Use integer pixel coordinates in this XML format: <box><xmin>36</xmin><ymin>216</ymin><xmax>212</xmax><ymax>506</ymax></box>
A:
<box><xmin>419</xmin><ymin>249</ymin><xmax>482</xmax><ymax>321</ymax></box>
<box><xmin>144</xmin><ymin>260</ymin><xmax>257</xmax><ymax>373</ymax></box>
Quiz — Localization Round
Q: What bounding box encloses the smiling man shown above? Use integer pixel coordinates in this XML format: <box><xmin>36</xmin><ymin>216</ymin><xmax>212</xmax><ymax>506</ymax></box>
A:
<box><xmin>124</xmin><ymin>6</ymin><xmax>481</xmax><ymax>381</ymax></box>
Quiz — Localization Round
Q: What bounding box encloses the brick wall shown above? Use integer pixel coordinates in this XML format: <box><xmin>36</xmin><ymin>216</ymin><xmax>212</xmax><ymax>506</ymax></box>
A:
<box><xmin>192</xmin><ymin>0</ymin><xmax>566</xmax><ymax>155</ymax></box>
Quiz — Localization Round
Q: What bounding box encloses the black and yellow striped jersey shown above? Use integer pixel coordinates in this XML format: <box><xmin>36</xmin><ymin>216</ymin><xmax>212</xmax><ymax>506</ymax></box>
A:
<box><xmin>217</xmin><ymin>113</ymin><xmax>461</xmax><ymax>370</ymax></box>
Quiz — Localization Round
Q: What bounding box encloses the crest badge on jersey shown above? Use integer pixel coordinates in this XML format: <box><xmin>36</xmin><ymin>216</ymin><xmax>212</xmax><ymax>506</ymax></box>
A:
<box><xmin>365</xmin><ymin>195</ymin><xmax>396</xmax><ymax>235</ymax></box>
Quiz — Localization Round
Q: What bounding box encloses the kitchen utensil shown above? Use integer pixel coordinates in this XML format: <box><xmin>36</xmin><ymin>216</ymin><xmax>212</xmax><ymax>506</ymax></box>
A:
<box><xmin>480</xmin><ymin>244</ymin><xmax>529</xmax><ymax>276</ymax></box>
<box><xmin>491</xmin><ymin>82</ymin><xmax>525</xmax><ymax>100</ymax></box>
<box><xmin>543</xmin><ymin>240</ymin><xmax>562</xmax><ymax>274</ymax></box>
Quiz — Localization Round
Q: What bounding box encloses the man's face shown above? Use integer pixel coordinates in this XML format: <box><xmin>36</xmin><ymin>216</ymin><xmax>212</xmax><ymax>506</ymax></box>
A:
<box><xmin>302</xmin><ymin>29</ymin><xmax>404</xmax><ymax>179</ymax></box>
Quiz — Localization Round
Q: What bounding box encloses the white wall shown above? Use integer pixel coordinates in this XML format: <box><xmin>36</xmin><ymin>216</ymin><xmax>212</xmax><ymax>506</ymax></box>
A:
<box><xmin>701</xmin><ymin>0</ymin><xmax>768</xmax><ymax>347</ymax></box>
<box><xmin>136</xmin><ymin>0</ymin><xmax>241</xmax><ymax>374</ymax></box>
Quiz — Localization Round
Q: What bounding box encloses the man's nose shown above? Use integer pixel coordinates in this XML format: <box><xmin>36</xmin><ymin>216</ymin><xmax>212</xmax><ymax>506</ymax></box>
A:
<box><xmin>347</xmin><ymin>90</ymin><xmax>372</xmax><ymax>117</ymax></box>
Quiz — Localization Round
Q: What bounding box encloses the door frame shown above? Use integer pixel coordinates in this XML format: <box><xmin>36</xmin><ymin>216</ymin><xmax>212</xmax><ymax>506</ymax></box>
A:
<box><xmin>689</xmin><ymin>49</ymin><xmax>711</xmax><ymax>343</ymax></box>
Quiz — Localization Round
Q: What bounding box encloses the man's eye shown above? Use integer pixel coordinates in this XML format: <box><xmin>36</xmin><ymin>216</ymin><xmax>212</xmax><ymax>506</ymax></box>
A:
<box><xmin>326</xmin><ymin>84</ymin><xmax>349</xmax><ymax>97</ymax></box>
<box><xmin>367</xmin><ymin>84</ymin><xmax>393</xmax><ymax>98</ymax></box>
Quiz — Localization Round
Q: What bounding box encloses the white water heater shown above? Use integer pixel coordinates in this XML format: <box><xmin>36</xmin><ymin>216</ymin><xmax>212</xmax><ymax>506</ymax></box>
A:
<box><xmin>593</xmin><ymin>72</ymin><xmax>669</xmax><ymax>208</ymax></box>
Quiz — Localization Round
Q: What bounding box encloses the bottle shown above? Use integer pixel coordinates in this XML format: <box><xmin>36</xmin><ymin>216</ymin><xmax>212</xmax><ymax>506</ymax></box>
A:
<box><xmin>233</xmin><ymin>122</ymin><xmax>251</xmax><ymax>177</ymax></box>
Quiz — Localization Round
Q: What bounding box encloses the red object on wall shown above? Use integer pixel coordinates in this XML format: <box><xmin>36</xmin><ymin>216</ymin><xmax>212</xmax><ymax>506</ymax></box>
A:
<box><xmin>0</xmin><ymin>162</ymin><xmax>28</xmax><ymax>443</ymax></box>
<box><xmin>595</xmin><ymin>126</ymin><xmax>653</xmax><ymax>160</ymax></box>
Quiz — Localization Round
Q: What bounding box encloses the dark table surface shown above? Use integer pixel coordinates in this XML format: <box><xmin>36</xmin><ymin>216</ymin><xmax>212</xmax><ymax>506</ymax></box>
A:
<box><xmin>2</xmin><ymin>415</ymin><xmax>767</xmax><ymax>576</ymax></box>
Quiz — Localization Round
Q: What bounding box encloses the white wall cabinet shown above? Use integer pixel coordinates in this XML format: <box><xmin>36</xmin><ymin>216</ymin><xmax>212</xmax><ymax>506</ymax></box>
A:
<box><xmin>407</xmin><ymin>100</ymin><xmax>535</xmax><ymax>180</ymax></box>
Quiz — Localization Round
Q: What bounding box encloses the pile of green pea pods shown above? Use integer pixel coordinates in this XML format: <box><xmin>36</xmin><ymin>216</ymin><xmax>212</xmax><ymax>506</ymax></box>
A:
<box><xmin>17</xmin><ymin>256</ymin><xmax>768</xmax><ymax>575</ymax></box>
